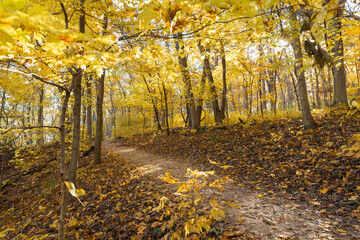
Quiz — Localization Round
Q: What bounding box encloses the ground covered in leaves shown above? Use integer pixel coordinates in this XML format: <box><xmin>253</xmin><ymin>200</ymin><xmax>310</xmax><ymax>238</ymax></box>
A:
<box><xmin>122</xmin><ymin>111</ymin><xmax>360</xmax><ymax>238</ymax></box>
<box><xmin>2</xmin><ymin>111</ymin><xmax>360</xmax><ymax>239</ymax></box>
<box><xmin>1</xmin><ymin>143</ymin><xmax>246</xmax><ymax>239</ymax></box>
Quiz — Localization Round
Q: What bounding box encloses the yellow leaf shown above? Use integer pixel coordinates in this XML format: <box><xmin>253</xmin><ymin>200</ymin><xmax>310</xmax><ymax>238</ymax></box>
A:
<box><xmin>188</xmin><ymin>207</ymin><xmax>196</xmax><ymax>216</ymax></box>
<box><xmin>0</xmin><ymin>24</ymin><xmax>16</xmax><ymax>42</ymax></box>
<box><xmin>28</xmin><ymin>4</ymin><xmax>47</xmax><ymax>16</ymax></box>
<box><xmin>64</xmin><ymin>181</ymin><xmax>86</xmax><ymax>197</ymax></box>
<box><xmin>223</xmin><ymin>201</ymin><xmax>241</xmax><ymax>209</ymax></box>
<box><xmin>68</xmin><ymin>217</ymin><xmax>79</xmax><ymax>227</ymax></box>
<box><xmin>320</xmin><ymin>187</ymin><xmax>328</xmax><ymax>194</ymax></box>
<box><xmin>178</xmin><ymin>201</ymin><xmax>191</xmax><ymax>209</ymax></box>
<box><xmin>258</xmin><ymin>194</ymin><xmax>264</xmax><ymax>198</ymax></box>
<box><xmin>220</xmin><ymin>176</ymin><xmax>234</xmax><ymax>183</ymax></box>
<box><xmin>210</xmin><ymin>207</ymin><xmax>225</xmax><ymax>220</ymax></box>
<box><xmin>219</xmin><ymin>165</ymin><xmax>232</xmax><ymax>169</ymax></box>
<box><xmin>337</xmin><ymin>228</ymin><xmax>347</xmax><ymax>233</ymax></box>
<box><xmin>196</xmin><ymin>217</ymin><xmax>211</xmax><ymax>232</ymax></box>
<box><xmin>264</xmin><ymin>0</ymin><xmax>279</xmax><ymax>9</ymax></box>
<box><xmin>348</xmin><ymin>195</ymin><xmax>358</xmax><ymax>201</ymax></box>
<box><xmin>0</xmin><ymin>228</ymin><xmax>15</xmax><ymax>237</ymax></box>
<box><xmin>50</xmin><ymin>220</ymin><xmax>58</xmax><ymax>229</ymax></box>
<box><xmin>154</xmin><ymin>196</ymin><xmax>168</xmax><ymax>211</ymax></box>
<box><xmin>161</xmin><ymin>172</ymin><xmax>179</xmax><ymax>184</ymax></box>
<box><xmin>0</xmin><ymin>0</ymin><xmax>27</xmax><ymax>11</ymax></box>
<box><xmin>75</xmin><ymin>188</ymin><xmax>86</xmax><ymax>197</ymax></box>
<box><xmin>64</xmin><ymin>181</ymin><xmax>86</xmax><ymax>206</ymax></box>
<box><xmin>184</xmin><ymin>219</ymin><xmax>195</xmax><ymax>236</ymax></box>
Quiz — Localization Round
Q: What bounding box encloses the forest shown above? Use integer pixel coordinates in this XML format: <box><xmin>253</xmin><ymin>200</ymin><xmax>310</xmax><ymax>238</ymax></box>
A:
<box><xmin>1</xmin><ymin>0</ymin><xmax>360</xmax><ymax>239</ymax></box>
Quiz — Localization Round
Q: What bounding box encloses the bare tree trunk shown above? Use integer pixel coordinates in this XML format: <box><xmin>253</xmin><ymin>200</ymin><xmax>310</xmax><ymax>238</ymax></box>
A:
<box><xmin>86</xmin><ymin>77</ymin><xmax>92</xmax><ymax>139</ymax></box>
<box><xmin>161</xmin><ymin>81</ymin><xmax>170</xmax><ymax>135</ymax></box>
<box><xmin>109</xmin><ymin>86</ymin><xmax>116</xmax><ymax>138</ymax></box>
<box><xmin>289</xmin><ymin>72</ymin><xmax>301</xmax><ymax>111</ymax></box>
<box><xmin>291</xmin><ymin>8</ymin><xmax>317</xmax><ymax>129</ymax></box>
<box><xmin>93</xmin><ymin>71</ymin><xmax>105</xmax><ymax>165</ymax></box>
<box><xmin>68</xmin><ymin>69</ymin><xmax>82</xmax><ymax>182</ymax></box>
<box><xmin>220</xmin><ymin>44</ymin><xmax>227</xmax><ymax>120</ymax></box>
<box><xmin>58</xmin><ymin>86</ymin><xmax>73</xmax><ymax>240</ymax></box>
<box><xmin>274</xmin><ymin>70</ymin><xmax>277</xmax><ymax>114</ymax></box>
<box><xmin>328</xmin><ymin>0</ymin><xmax>348</xmax><ymax>106</ymax></box>
<box><xmin>175</xmin><ymin>33</ymin><xmax>199</xmax><ymax>130</ymax></box>
<box><xmin>93</xmin><ymin>15</ymin><xmax>108</xmax><ymax>165</ymax></box>
<box><xmin>143</xmin><ymin>77</ymin><xmax>162</xmax><ymax>132</ymax></box>
<box><xmin>37</xmin><ymin>85</ymin><xmax>44</xmax><ymax>144</ymax></box>
<box><xmin>315</xmin><ymin>68</ymin><xmax>321</xmax><ymax>108</ymax></box>
<box><xmin>195</xmin><ymin>65</ymin><xmax>206</xmax><ymax>125</ymax></box>
<box><xmin>202</xmin><ymin>47</ymin><xmax>222</xmax><ymax>124</ymax></box>
<box><xmin>258</xmin><ymin>76</ymin><xmax>264</xmax><ymax>118</ymax></box>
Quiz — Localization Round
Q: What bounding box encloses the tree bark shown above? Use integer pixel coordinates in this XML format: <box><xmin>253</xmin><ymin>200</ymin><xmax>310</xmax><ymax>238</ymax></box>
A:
<box><xmin>196</xmin><ymin>65</ymin><xmax>206</xmax><ymax>125</ymax></box>
<box><xmin>68</xmin><ymin>69</ymin><xmax>82</xmax><ymax>182</ymax></box>
<box><xmin>328</xmin><ymin>0</ymin><xmax>348</xmax><ymax>106</ymax></box>
<box><xmin>93</xmin><ymin>15</ymin><xmax>108</xmax><ymax>165</ymax></box>
<box><xmin>143</xmin><ymin>77</ymin><xmax>162</xmax><ymax>132</ymax></box>
<box><xmin>93</xmin><ymin>71</ymin><xmax>105</xmax><ymax>165</ymax></box>
<box><xmin>175</xmin><ymin>33</ymin><xmax>199</xmax><ymax>130</ymax></box>
<box><xmin>86</xmin><ymin>77</ymin><xmax>92</xmax><ymax>139</ymax></box>
<box><xmin>37</xmin><ymin>85</ymin><xmax>44</xmax><ymax>144</ymax></box>
<box><xmin>161</xmin><ymin>81</ymin><xmax>170</xmax><ymax>135</ymax></box>
<box><xmin>220</xmin><ymin>44</ymin><xmax>227</xmax><ymax>120</ymax></box>
<box><xmin>202</xmin><ymin>47</ymin><xmax>222</xmax><ymax>124</ymax></box>
<box><xmin>290</xmin><ymin>9</ymin><xmax>317</xmax><ymax>129</ymax></box>
<box><xmin>58</xmin><ymin>84</ymin><xmax>73</xmax><ymax>240</ymax></box>
<box><xmin>315</xmin><ymin>68</ymin><xmax>321</xmax><ymax>108</ymax></box>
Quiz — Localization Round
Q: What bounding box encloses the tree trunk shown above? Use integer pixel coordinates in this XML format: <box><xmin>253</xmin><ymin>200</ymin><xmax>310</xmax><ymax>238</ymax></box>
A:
<box><xmin>86</xmin><ymin>77</ymin><xmax>92</xmax><ymax>139</ymax></box>
<box><xmin>175</xmin><ymin>33</ymin><xmax>199</xmax><ymax>130</ymax></box>
<box><xmin>290</xmin><ymin>9</ymin><xmax>317</xmax><ymax>129</ymax></box>
<box><xmin>328</xmin><ymin>0</ymin><xmax>348</xmax><ymax>106</ymax></box>
<box><xmin>58</xmin><ymin>86</ymin><xmax>73</xmax><ymax>240</ymax></box>
<box><xmin>161</xmin><ymin>81</ymin><xmax>170</xmax><ymax>135</ymax></box>
<box><xmin>37</xmin><ymin>85</ymin><xmax>44</xmax><ymax>144</ymax></box>
<box><xmin>109</xmin><ymin>86</ymin><xmax>116</xmax><ymax>138</ymax></box>
<box><xmin>202</xmin><ymin>47</ymin><xmax>222</xmax><ymax>124</ymax></box>
<box><xmin>68</xmin><ymin>69</ymin><xmax>82</xmax><ymax>182</ymax></box>
<box><xmin>195</xmin><ymin>65</ymin><xmax>207</xmax><ymax>125</ymax></box>
<box><xmin>93</xmin><ymin>15</ymin><xmax>108</xmax><ymax>165</ymax></box>
<box><xmin>315</xmin><ymin>68</ymin><xmax>321</xmax><ymax>108</ymax></box>
<box><xmin>93</xmin><ymin>71</ymin><xmax>105</xmax><ymax>165</ymax></box>
<box><xmin>69</xmin><ymin>0</ymin><xmax>85</xmax><ymax>181</ymax></box>
<box><xmin>143</xmin><ymin>77</ymin><xmax>162</xmax><ymax>132</ymax></box>
<box><xmin>220</xmin><ymin>44</ymin><xmax>227</xmax><ymax>120</ymax></box>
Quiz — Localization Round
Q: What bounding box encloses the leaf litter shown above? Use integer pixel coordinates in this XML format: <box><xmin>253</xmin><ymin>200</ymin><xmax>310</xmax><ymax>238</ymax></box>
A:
<box><xmin>1</xmin><ymin>113</ymin><xmax>360</xmax><ymax>239</ymax></box>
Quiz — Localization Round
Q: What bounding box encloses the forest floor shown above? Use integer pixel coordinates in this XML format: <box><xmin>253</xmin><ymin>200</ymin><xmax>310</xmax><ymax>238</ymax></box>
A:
<box><xmin>118</xmin><ymin>111</ymin><xmax>360</xmax><ymax>239</ymax></box>
<box><xmin>1</xmin><ymin>111</ymin><xmax>360</xmax><ymax>239</ymax></box>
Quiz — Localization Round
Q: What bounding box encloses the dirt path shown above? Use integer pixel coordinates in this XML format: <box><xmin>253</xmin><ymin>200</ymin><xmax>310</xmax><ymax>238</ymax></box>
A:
<box><xmin>104</xmin><ymin>140</ymin><xmax>352</xmax><ymax>239</ymax></box>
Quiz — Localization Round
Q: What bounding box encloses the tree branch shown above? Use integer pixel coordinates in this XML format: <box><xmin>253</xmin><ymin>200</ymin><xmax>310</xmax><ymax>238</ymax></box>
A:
<box><xmin>1</xmin><ymin>126</ymin><xmax>60</xmax><ymax>135</ymax></box>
